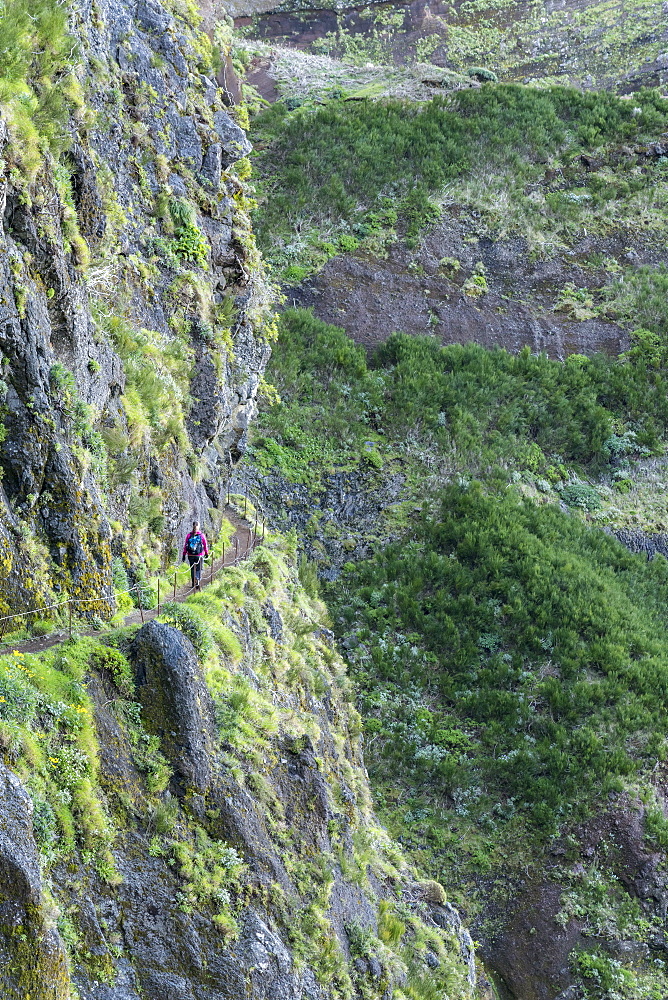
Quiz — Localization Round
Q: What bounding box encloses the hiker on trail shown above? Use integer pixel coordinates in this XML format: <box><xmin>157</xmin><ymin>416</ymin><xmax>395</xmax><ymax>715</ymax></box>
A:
<box><xmin>182</xmin><ymin>520</ymin><xmax>209</xmax><ymax>590</ymax></box>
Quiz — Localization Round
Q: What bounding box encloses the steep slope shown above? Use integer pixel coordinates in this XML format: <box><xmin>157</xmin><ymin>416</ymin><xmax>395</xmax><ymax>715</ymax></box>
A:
<box><xmin>235</xmin><ymin>0</ymin><xmax>668</xmax><ymax>93</ymax></box>
<box><xmin>0</xmin><ymin>0</ymin><xmax>273</xmax><ymax>621</ymax></box>
<box><xmin>243</xmin><ymin>308</ymin><xmax>668</xmax><ymax>999</ymax></box>
<box><xmin>0</xmin><ymin>2</ymin><xmax>482</xmax><ymax>999</ymax></box>
<box><xmin>0</xmin><ymin>536</ymin><xmax>477</xmax><ymax>1000</ymax></box>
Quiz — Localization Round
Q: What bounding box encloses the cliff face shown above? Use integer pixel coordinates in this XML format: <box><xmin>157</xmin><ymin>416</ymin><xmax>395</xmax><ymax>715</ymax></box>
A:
<box><xmin>0</xmin><ymin>539</ymin><xmax>477</xmax><ymax>1000</ymax></box>
<box><xmin>0</xmin><ymin>0</ymin><xmax>272</xmax><ymax>619</ymax></box>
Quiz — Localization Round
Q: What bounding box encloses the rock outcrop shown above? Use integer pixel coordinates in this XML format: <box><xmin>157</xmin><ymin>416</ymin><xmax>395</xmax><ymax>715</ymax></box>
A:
<box><xmin>0</xmin><ymin>763</ymin><xmax>69</xmax><ymax>999</ymax></box>
<box><xmin>131</xmin><ymin>620</ymin><xmax>217</xmax><ymax>793</ymax></box>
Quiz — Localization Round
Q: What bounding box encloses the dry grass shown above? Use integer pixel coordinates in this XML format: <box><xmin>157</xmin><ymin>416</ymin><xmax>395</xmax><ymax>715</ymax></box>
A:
<box><xmin>238</xmin><ymin>39</ymin><xmax>473</xmax><ymax>103</ymax></box>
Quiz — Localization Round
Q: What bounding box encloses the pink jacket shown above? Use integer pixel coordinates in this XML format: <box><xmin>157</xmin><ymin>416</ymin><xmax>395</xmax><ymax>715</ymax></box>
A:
<box><xmin>182</xmin><ymin>531</ymin><xmax>209</xmax><ymax>559</ymax></box>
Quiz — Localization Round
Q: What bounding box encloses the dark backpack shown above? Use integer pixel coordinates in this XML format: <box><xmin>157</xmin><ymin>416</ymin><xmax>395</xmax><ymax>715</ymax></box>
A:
<box><xmin>187</xmin><ymin>532</ymin><xmax>203</xmax><ymax>556</ymax></box>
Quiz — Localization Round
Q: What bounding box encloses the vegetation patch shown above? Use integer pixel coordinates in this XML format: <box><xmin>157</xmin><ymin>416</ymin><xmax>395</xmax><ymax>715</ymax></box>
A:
<box><xmin>0</xmin><ymin>0</ymin><xmax>82</xmax><ymax>179</ymax></box>
<box><xmin>251</xmin><ymin>308</ymin><xmax>668</xmax><ymax>493</ymax></box>
<box><xmin>250</xmin><ymin>85</ymin><xmax>668</xmax><ymax>279</ymax></box>
<box><xmin>251</xmin><ymin>304</ymin><xmax>668</xmax><ymax>991</ymax></box>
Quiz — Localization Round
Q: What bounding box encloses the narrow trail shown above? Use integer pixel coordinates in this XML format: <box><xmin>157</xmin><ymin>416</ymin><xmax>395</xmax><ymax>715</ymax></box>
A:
<box><xmin>0</xmin><ymin>506</ymin><xmax>258</xmax><ymax>658</ymax></box>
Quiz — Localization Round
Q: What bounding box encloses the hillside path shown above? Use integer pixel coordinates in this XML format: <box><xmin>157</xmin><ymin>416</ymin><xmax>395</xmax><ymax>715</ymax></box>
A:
<box><xmin>0</xmin><ymin>506</ymin><xmax>258</xmax><ymax>657</ymax></box>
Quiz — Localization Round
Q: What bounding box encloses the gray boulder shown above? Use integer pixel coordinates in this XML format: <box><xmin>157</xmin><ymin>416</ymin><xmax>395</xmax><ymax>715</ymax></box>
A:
<box><xmin>130</xmin><ymin>620</ymin><xmax>217</xmax><ymax>794</ymax></box>
<box><xmin>213</xmin><ymin>110</ymin><xmax>253</xmax><ymax>167</ymax></box>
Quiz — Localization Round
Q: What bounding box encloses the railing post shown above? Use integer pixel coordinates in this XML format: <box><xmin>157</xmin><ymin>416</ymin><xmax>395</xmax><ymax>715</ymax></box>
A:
<box><xmin>235</xmin><ymin>536</ymin><xmax>239</xmax><ymax>563</ymax></box>
<box><xmin>138</xmin><ymin>587</ymin><xmax>145</xmax><ymax>624</ymax></box>
<box><xmin>222</xmin><ymin>541</ymin><xmax>225</xmax><ymax>566</ymax></box>
<box><xmin>244</xmin><ymin>495</ymin><xmax>247</xmax><ymax>516</ymax></box>
<box><xmin>174</xmin><ymin>572</ymin><xmax>177</xmax><ymax>600</ymax></box>
<box><xmin>157</xmin><ymin>578</ymin><xmax>160</xmax><ymax>617</ymax></box>
<box><xmin>68</xmin><ymin>601</ymin><xmax>72</xmax><ymax>640</ymax></box>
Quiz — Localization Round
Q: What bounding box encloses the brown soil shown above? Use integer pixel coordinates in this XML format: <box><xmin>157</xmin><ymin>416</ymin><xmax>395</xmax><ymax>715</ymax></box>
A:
<box><xmin>292</xmin><ymin>216</ymin><xmax>638</xmax><ymax>359</ymax></box>
<box><xmin>0</xmin><ymin>506</ymin><xmax>259</xmax><ymax>658</ymax></box>
<box><xmin>246</xmin><ymin>56</ymin><xmax>282</xmax><ymax>101</ymax></box>
<box><xmin>482</xmin><ymin>791</ymin><xmax>665</xmax><ymax>1000</ymax></box>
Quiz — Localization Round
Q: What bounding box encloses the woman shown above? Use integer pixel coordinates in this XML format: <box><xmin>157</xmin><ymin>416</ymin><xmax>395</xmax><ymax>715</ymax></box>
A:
<box><xmin>182</xmin><ymin>520</ymin><xmax>209</xmax><ymax>590</ymax></box>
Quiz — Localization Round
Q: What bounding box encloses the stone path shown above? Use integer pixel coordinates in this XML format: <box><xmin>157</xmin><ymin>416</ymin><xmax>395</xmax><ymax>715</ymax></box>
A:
<box><xmin>0</xmin><ymin>506</ymin><xmax>258</xmax><ymax>657</ymax></box>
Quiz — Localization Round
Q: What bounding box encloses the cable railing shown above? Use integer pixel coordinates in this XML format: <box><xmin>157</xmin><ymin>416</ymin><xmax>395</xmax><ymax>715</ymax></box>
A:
<box><xmin>0</xmin><ymin>495</ymin><xmax>266</xmax><ymax>651</ymax></box>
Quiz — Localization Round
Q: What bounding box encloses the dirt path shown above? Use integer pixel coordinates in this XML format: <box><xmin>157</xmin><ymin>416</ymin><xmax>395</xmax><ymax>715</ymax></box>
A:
<box><xmin>0</xmin><ymin>506</ymin><xmax>259</xmax><ymax>657</ymax></box>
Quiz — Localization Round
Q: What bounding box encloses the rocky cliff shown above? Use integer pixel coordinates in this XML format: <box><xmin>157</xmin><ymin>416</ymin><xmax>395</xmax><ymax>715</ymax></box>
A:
<box><xmin>0</xmin><ymin>0</ymin><xmax>272</xmax><ymax>619</ymax></box>
<box><xmin>0</xmin><ymin>2</ymin><xmax>480</xmax><ymax>998</ymax></box>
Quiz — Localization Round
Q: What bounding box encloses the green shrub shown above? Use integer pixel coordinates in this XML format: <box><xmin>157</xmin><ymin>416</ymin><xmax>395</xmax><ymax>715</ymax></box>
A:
<box><xmin>298</xmin><ymin>553</ymin><xmax>320</xmax><ymax>598</ymax></box>
<box><xmin>89</xmin><ymin>645</ymin><xmax>134</xmax><ymax>697</ymax></box>
<box><xmin>168</xmin><ymin>198</ymin><xmax>209</xmax><ymax>267</ymax></box>
<box><xmin>253</xmin><ymin>308</ymin><xmax>668</xmax><ymax>488</ymax></box>
<box><xmin>159</xmin><ymin>602</ymin><xmax>214</xmax><ymax>659</ymax></box>
<box><xmin>467</xmin><ymin>66</ymin><xmax>498</xmax><ymax>82</ymax></box>
<box><xmin>0</xmin><ymin>658</ymin><xmax>39</xmax><ymax>723</ymax></box>
<box><xmin>333</xmin><ymin>484</ymin><xmax>668</xmax><ymax>833</ymax></box>
<box><xmin>377</xmin><ymin>901</ymin><xmax>405</xmax><ymax>945</ymax></box>
<box><xmin>644</xmin><ymin>806</ymin><xmax>668</xmax><ymax>849</ymax></box>
<box><xmin>559</xmin><ymin>481</ymin><xmax>602</xmax><ymax>510</ymax></box>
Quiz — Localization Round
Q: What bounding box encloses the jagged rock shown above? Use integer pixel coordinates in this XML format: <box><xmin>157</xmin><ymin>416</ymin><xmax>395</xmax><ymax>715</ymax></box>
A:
<box><xmin>168</xmin><ymin>172</ymin><xmax>188</xmax><ymax>196</ymax></box>
<box><xmin>170</xmin><ymin>113</ymin><xmax>203</xmax><ymax>168</ymax></box>
<box><xmin>130</xmin><ymin>620</ymin><xmax>216</xmax><ymax>794</ymax></box>
<box><xmin>610</xmin><ymin>527</ymin><xmax>668</xmax><ymax>560</ymax></box>
<box><xmin>554</xmin><ymin>989</ymin><xmax>580</xmax><ymax>1000</ymax></box>
<box><xmin>0</xmin><ymin>0</ymin><xmax>273</xmax><ymax>612</ymax></box>
<box><xmin>0</xmin><ymin>764</ymin><xmax>41</xmax><ymax>911</ymax></box>
<box><xmin>429</xmin><ymin>903</ymin><xmax>477</xmax><ymax>987</ymax></box>
<box><xmin>262</xmin><ymin>599</ymin><xmax>284</xmax><ymax>641</ymax></box>
<box><xmin>69</xmin><ymin>143</ymin><xmax>107</xmax><ymax>246</ymax></box>
<box><xmin>200</xmin><ymin>142</ymin><xmax>223</xmax><ymax>188</ymax></box>
<box><xmin>213</xmin><ymin>110</ymin><xmax>253</xmax><ymax>166</ymax></box>
<box><xmin>237</xmin><ymin>910</ymin><xmax>292</xmax><ymax>975</ymax></box>
<box><xmin>136</xmin><ymin>0</ymin><xmax>171</xmax><ymax>32</ymax></box>
<box><xmin>0</xmin><ymin>763</ymin><xmax>69</xmax><ymax>999</ymax></box>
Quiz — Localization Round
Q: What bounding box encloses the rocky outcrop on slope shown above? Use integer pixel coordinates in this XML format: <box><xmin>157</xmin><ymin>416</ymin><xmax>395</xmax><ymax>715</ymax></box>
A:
<box><xmin>0</xmin><ymin>763</ymin><xmax>69</xmax><ymax>999</ymax></box>
<box><xmin>293</xmin><ymin>215</ymin><xmax>636</xmax><ymax>359</ymax></box>
<box><xmin>611</xmin><ymin>527</ymin><xmax>668</xmax><ymax>560</ymax></box>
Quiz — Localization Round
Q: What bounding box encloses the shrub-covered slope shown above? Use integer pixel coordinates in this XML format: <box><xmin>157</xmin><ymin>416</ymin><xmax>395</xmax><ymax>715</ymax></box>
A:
<box><xmin>250</xmin><ymin>84</ymin><xmax>668</xmax><ymax>281</ymax></box>
<box><xmin>246</xmin><ymin>79</ymin><xmax>668</xmax><ymax>374</ymax></box>
<box><xmin>245</xmin><ymin>308</ymin><xmax>668</xmax><ymax>998</ymax></box>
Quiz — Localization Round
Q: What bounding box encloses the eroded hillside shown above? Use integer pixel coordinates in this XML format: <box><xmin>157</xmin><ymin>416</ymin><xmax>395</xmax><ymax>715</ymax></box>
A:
<box><xmin>236</xmin><ymin>0</ymin><xmax>668</xmax><ymax>92</ymax></box>
<box><xmin>227</xmin><ymin>4</ymin><xmax>668</xmax><ymax>996</ymax></box>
